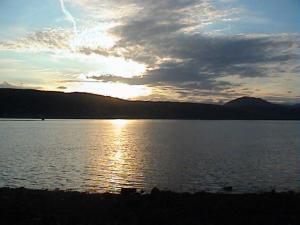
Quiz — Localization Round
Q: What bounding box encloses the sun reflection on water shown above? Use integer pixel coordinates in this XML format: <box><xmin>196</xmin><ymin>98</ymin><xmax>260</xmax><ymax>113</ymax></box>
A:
<box><xmin>107</xmin><ymin>120</ymin><xmax>127</xmax><ymax>192</ymax></box>
<box><xmin>111</xmin><ymin>119</ymin><xmax>128</xmax><ymax>127</ymax></box>
<box><xmin>86</xmin><ymin>120</ymin><xmax>145</xmax><ymax>193</ymax></box>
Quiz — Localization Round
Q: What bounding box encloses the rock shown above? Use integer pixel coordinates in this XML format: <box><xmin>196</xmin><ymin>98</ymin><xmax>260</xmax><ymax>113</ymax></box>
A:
<box><xmin>120</xmin><ymin>188</ymin><xmax>137</xmax><ymax>196</ymax></box>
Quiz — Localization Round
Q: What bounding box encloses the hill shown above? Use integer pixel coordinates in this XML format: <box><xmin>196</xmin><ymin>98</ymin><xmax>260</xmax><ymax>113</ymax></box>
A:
<box><xmin>0</xmin><ymin>89</ymin><xmax>299</xmax><ymax>120</ymax></box>
<box><xmin>224</xmin><ymin>96</ymin><xmax>273</xmax><ymax>107</ymax></box>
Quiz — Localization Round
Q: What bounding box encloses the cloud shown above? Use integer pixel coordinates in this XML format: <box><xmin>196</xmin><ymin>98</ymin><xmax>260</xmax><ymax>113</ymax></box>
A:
<box><xmin>0</xmin><ymin>81</ymin><xmax>41</xmax><ymax>90</ymax></box>
<box><xmin>1</xmin><ymin>0</ymin><xmax>299</xmax><ymax>102</ymax></box>
<box><xmin>72</xmin><ymin>0</ymin><xmax>299</xmax><ymax>98</ymax></box>
<box><xmin>88</xmin><ymin>33</ymin><xmax>299</xmax><ymax>89</ymax></box>
<box><xmin>0</xmin><ymin>28</ymin><xmax>71</xmax><ymax>52</ymax></box>
<box><xmin>57</xmin><ymin>86</ymin><xmax>67</xmax><ymax>90</ymax></box>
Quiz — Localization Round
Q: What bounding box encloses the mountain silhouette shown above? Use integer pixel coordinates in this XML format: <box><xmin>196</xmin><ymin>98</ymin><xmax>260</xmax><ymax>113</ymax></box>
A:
<box><xmin>224</xmin><ymin>96</ymin><xmax>273</xmax><ymax>107</ymax></box>
<box><xmin>0</xmin><ymin>88</ymin><xmax>299</xmax><ymax>120</ymax></box>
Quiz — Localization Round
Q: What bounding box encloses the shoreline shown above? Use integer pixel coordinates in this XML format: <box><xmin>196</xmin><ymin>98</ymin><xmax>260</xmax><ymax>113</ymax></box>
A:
<box><xmin>1</xmin><ymin>118</ymin><xmax>300</xmax><ymax>122</ymax></box>
<box><xmin>1</xmin><ymin>187</ymin><xmax>299</xmax><ymax>225</ymax></box>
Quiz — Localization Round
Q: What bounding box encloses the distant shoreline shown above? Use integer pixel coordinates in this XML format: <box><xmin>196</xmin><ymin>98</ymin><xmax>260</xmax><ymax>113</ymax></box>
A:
<box><xmin>1</xmin><ymin>88</ymin><xmax>300</xmax><ymax>120</ymax></box>
<box><xmin>1</xmin><ymin>187</ymin><xmax>299</xmax><ymax>225</ymax></box>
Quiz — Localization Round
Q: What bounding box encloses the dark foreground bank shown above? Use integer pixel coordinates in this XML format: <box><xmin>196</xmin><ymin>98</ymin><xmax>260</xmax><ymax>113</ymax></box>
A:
<box><xmin>1</xmin><ymin>188</ymin><xmax>299</xmax><ymax>225</ymax></box>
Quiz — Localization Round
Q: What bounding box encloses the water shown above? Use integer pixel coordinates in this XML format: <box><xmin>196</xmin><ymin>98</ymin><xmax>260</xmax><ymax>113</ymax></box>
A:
<box><xmin>0</xmin><ymin>119</ymin><xmax>299</xmax><ymax>193</ymax></box>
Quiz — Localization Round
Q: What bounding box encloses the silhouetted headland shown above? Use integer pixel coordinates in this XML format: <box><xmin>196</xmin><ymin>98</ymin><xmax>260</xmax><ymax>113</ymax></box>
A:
<box><xmin>1</xmin><ymin>88</ymin><xmax>299</xmax><ymax>120</ymax></box>
<box><xmin>1</xmin><ymin>187</ymin><xmax>299</xmax><ymax>225</ymax></box>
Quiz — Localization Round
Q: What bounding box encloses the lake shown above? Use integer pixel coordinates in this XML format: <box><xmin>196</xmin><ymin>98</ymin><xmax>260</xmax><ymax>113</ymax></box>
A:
<box><xmin>0</xmin><ymin>119</ymin><xmax>299</xmax><ymax>193</ymax></box>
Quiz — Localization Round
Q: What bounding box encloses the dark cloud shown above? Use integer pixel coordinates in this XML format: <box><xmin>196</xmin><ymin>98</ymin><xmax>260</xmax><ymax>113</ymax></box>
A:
<box><xmin>61</xmin><ymin>0</ymin><xmax>299</xmax><ymax>103</ymax></box>
<box><xmin>78</xmin><ymin>47</ymin><xmax>110</xmax><ymax>57</ymax></box>
<box><xmin>57</xmin><ymin>86</ymin><xmax>67</xmax><ymax>90</ymax></box>
<box><xmin>79</xmin><ymin>0</ymin><xmax>299</xmax><ymax>97</ymax></box>
<box><xmin>112</xmin><ymin>33</ymin><xmax>299</xmax><ymax>77</ymax></box>
<box><xmin>89</xmin><ymin>34</ymin><xmax>299</xmax><ymax>92</ymax></box>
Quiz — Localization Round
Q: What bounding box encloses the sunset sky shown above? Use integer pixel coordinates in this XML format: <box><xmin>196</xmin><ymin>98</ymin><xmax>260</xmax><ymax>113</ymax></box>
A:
<box><xmin>0</xmin><ymin>0</ymin><xmax>299</xmax><ymax>103</ymax></box>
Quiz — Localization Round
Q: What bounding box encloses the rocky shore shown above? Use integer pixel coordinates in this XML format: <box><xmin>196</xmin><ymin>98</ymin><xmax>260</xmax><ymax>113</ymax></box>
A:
<box><xmin>1</xmin><ymin>187</ymin><xmax>299</xmax><ymax>225</ymax></box>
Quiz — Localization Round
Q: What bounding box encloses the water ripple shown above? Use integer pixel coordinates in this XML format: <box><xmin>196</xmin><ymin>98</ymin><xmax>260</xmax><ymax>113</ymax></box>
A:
<box><xmin>0</xmin><ymin>120</ymin><xmax>299</xmax><ymax>193</ymax></box>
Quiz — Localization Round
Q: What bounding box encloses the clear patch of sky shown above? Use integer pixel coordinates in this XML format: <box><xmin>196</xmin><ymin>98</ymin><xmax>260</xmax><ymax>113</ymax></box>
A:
<box><xmin>0</xmin><ymin>51</ymin><xmax>67</xmax><ymax>83</ymax></box>
<box><xmin>0</xmin><ymin>0</ymin><xmax>82</xmax><ymax>40</ymax></box>
<box><xmin>210</xmin><ymin>0</ymin><xmax>300</xmax><ymax>34</ymax></box>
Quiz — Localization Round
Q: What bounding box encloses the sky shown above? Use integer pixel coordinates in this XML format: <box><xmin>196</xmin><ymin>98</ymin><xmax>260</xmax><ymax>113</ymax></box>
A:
<box><xmin>0</xmin><ymin>0</ymin><xmax>299</xmax><ymax>103</ymax></box>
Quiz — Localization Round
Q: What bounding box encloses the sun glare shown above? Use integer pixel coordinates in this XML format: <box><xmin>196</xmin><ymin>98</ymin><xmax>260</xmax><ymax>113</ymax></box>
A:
<box><xmin>56</xmin><ymin>23</ymin><xmax>150</xmax><ymax>100</ymax></box>
<box><xmin>101</xmin><ymin>83</ymin><xmax>151</xmax><ymax>99</ymax></box>
<box><xmin>67</xmin><ymin>81</ymin><xmax>151</xmax><ymax>99</ymax></box>
<box><xmin>111</xmin><ymin>119</ymin><xmax>128</xmax><ymax>127</ymax></box>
